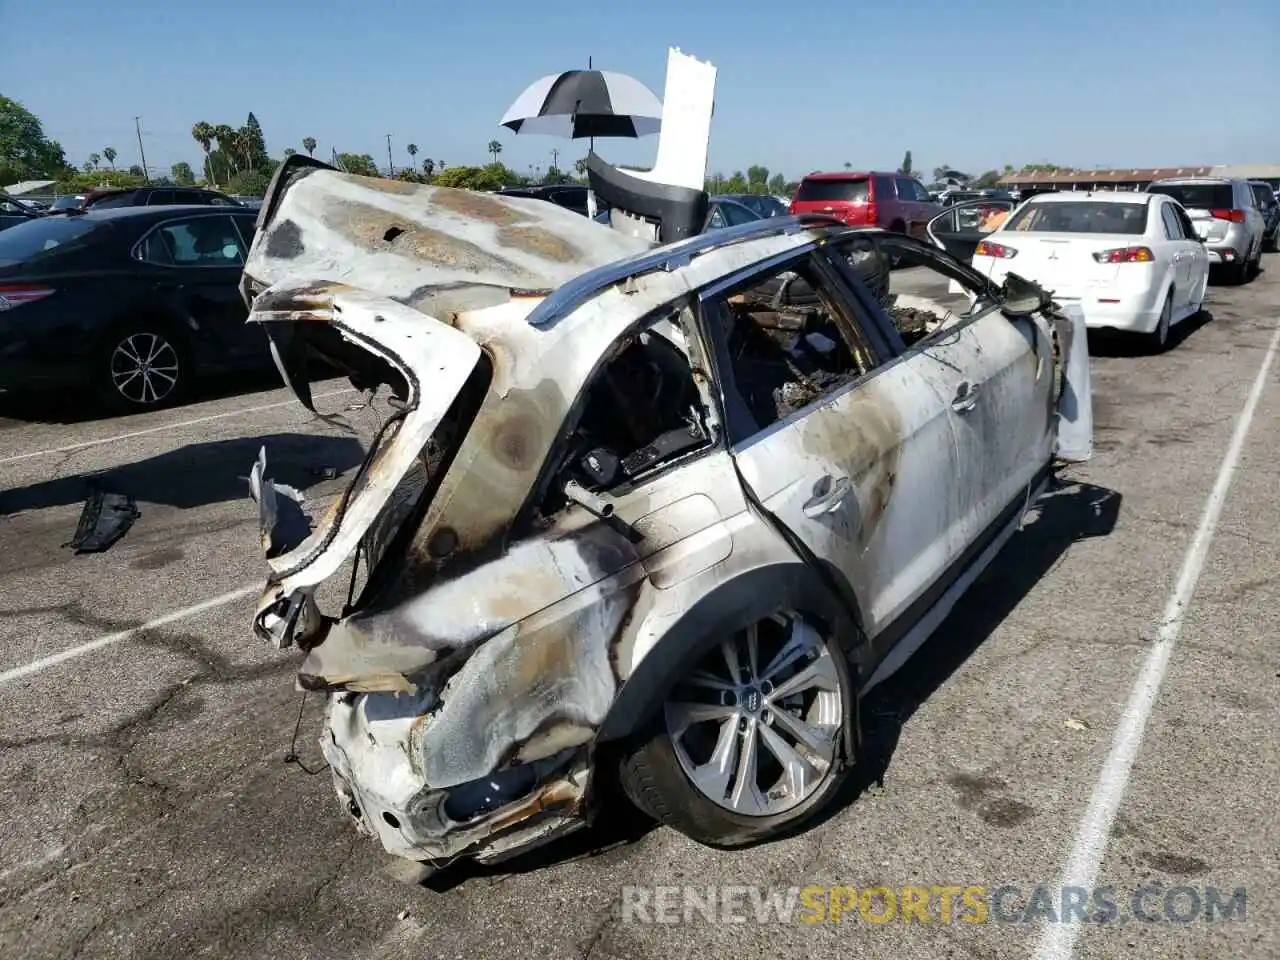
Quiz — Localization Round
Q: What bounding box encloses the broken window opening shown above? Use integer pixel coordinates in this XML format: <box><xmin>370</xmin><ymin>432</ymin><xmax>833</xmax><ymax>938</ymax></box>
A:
<box><xmin>871</xmin><ymin>237</ymin><xmax>1000</xmax><ymax>349</ymax></box>
<box><xmin>704</xmin><ymin>255</ymin><xmax>879</xmax><ymax>434</ymax></box>
<box><xmin>539</xmin><ymin>305</ymin><xmax>714</xmax><ymax>517</ymax></box>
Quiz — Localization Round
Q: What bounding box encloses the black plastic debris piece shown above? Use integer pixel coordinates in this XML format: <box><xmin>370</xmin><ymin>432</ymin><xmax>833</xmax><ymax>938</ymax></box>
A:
<box><xmin>64</xmin><ymin>487</ymin><xmax>141</xmax><ymax>554</ymax></box>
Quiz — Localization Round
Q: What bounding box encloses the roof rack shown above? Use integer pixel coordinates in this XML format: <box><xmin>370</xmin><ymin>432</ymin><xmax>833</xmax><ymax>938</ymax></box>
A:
<box><xmin>526</xmin><ymin>214</ymin><xmax>839</xmax><ymax>330</ymax></box>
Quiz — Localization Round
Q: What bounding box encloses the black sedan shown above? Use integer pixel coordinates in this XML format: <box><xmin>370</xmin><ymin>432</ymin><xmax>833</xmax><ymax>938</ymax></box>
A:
<box><xmin>0</xmin><ymin>204</ymin><xmax>270</xmax><ymax>411</ymax></box>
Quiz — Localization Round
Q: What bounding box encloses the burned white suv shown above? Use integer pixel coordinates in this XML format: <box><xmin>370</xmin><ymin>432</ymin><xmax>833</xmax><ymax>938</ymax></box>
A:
<box><xmin>242</xmin><ymin>154</ymin><xmax>1092</xmax><ymax>875</ymax></box>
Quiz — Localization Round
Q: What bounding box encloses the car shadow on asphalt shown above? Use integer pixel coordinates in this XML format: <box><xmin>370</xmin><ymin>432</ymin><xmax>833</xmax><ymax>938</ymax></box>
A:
<box><xmin>418</xmin><ymin>477</ymin><xmax>1123</xmax><ymax>892</ymax></box>
<box><xmin>1087</xmin><ymin>309</ymin><xmax>1213</xmax><ymax>358</ymax></box>
<box><xmin>0</xmin><ymin>369</ymin><xmax>317</xmax><ymax>425</ymax></box>
<box><xmin>0</xmin><ymin>432</ymin><xmax>366</xmax><ymax>515</ymax></box>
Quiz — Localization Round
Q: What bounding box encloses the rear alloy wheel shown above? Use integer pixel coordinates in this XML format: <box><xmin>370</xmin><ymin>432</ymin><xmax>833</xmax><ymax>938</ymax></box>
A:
<box><xmin>1148</xmin><ymin>292</ymin><xmax>1173</xmax><ymax>353</ymax></box>
<box><xmin>617</xmin><ymin>611</ymin><xmax>855</xmax><ymax>848</ymax></box>
<box><xmin>98</xmin><ymin>327</ymin><xmax>187</xmax><ymax>410</ymax></box>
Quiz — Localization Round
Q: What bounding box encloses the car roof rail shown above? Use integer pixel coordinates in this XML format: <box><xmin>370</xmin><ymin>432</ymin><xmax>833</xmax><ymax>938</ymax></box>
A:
<box><xmin>525</xmin><ymin>213</ymin><xmax>841</xmax><ymax>330</ymax></box>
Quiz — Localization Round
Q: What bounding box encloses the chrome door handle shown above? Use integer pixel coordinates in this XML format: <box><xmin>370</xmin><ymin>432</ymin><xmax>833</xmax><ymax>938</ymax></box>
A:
<box><xmin>803</xmin><ymin>475</ymin><xmax>852</xmax><ymax>518</ymax></box>
<box><xmin>952</xmin><ymin>380</ymin><xmax>980</xmax><ymax>413</ymax></box>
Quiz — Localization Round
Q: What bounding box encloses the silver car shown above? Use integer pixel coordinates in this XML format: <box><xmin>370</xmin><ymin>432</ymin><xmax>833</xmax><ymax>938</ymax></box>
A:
<box><xmin>1145</xmin><ymin>177</ymin><xmax>1265</xmax><ymax>283</ymax></box>
<box><xmin>239</xmin><ymin>159</ymin><xmax>1094</xmax><ymax>876</ymax></box>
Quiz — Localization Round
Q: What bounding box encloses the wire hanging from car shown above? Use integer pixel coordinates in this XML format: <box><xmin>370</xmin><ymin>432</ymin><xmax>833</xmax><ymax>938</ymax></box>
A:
<box><xmin>283</xmin><ymin>691</ymin><xmax>329</xmax><ymax>775</ymax></box>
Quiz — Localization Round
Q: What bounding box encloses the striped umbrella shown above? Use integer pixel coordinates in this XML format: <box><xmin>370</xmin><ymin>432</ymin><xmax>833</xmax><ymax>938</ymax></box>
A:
<box><xmin>500</xmin><ymin>65</ymin><xmax>662</xmax><ymax>141</ymax></box>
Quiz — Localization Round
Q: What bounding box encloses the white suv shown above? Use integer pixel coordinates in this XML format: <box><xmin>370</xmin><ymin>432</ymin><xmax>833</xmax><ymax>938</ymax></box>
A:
<box><xmin>1145</xmin><ymin>177</ymin><xmax>1265</xmax><ymax>283</ymax></box>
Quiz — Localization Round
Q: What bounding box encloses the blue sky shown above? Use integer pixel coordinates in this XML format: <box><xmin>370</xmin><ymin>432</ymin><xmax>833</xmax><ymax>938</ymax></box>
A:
<box><xmin>2</xmin><ymin>0</ymin><xmax>1276</xmax><ymax>182</ymax></box>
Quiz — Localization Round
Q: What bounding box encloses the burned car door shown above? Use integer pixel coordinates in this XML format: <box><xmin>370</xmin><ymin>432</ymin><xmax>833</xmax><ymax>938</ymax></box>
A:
<box><xmin>871</xmin><ymin>237</ymin><xmax>1055</xmax><ymax>545</ymax></box>
<box><xmin>926</xmin><ymin>199</ymin><xmax>1015</xmax><ymax>263</ymax></box>
<box><xmin>699</xmin><ymin>249</ymin><xmax>962</xmax><ymax>641</ymax></box>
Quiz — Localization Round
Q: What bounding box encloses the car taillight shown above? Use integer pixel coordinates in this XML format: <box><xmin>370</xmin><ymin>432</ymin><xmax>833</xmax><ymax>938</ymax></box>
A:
<box><xmin>0</xmin><ymin>285</ymin><xmax>56</xmax><ymax>311</ymax></box>
<box><xmin>1209</xmin><ymin>208</ymin><xmax>1246</xmax><ymax>223</ymax></box>
<box><xmin>975</xmin><ymin>240</ymin><xmax>1017</xmax><ymax>259</ymax></box>
<box><xmin>1092</xmin><ymin>246</ymin><xmax>1154</xmax><ymax>264</ymax></box>
<box><xmin>864</xmin><ymin>201</ymin><xmax>877</xmax><ymax>224</ymax></box>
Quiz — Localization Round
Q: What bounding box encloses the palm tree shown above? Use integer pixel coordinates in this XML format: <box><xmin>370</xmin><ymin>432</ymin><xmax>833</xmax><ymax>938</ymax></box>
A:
<box><xmin>103</xmin><ymin>147</ymin><xmax>117</xmax><ymax>170</ymax></box>
<box><xmin>283</xmin><ymin>147</ymin><xmax>296</xmax><ymax>157</ymax></box>
<box><xmin>302</xmin><ymin>136</ymin><xmax>317</xmax><ymax>157</ymax></box>
<box><xmin>487</xmin><ymin>140</ymin><xmax>502</xmax><ymax>163</ymax></box>
<box><xmin>422</xmin><ymin>158</ymin><xmax>435</xmax><ymax>179</ymax></box>
<box><xmin>843</xmin><ymin>161</ymin><xmax>852</xmax><ymax>170</ymax></box>
<box><xmin>438</xmin><ymin>160</ymin><xmax>446</xmax><ymax>172</ymax></box>
<box><xmin>88</xmin><ymin>153</ymin><xmax>101</xmax><ymax>170</ymax></box>
<box><xmin>191</xmin><ymin>121</ymin><xmax>216</xmax><ymax>184</ymax></box>
<box><xmin>213</xmin><ymin>125</ymin><xmax>237</xmax><ymax>175</ymax></box>
<box><xmin>574</xmin><ymin>158</ymin><xmax>588</xmax><ymax>178</ymax></box>
<box><xmin>407</xmin><ymin>143</ymin><xmax>418</xmax><ymax>166</ymax></box>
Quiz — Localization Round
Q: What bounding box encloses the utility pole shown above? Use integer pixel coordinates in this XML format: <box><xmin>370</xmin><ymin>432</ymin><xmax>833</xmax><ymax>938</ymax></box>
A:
<box><xmin>134</xmin><ymin>117</ymin><xmax>151</xmax><ymax>183</ymax></box>
<box><xmin>385</xmin><ymin>134</ymin><xmax>395</xmax><ymax>176</ymax></box>
<box><xmin>551</xmin><ymin>148</ymin><xmax>559</xmax><ymax>171</ymax></box>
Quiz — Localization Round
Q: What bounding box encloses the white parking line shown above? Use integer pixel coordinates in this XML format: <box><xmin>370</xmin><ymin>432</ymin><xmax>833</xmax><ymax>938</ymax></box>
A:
<box><xmin>1033</xmin><ymin>320</ymin><xmax>1280</xmax><ymax>960</ymax></box>
<box><xmin>0</xmin><ymin>584</ymin><xmax>259</xmax><ymax>686</ymax></box>
<box><xmin>0</xmin><ymin>387</ymin><xmax>356</xmax><ymax>466</ymax></box>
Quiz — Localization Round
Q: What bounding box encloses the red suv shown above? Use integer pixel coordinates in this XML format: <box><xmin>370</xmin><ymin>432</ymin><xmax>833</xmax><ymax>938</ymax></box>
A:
<box><xmin>790</xmin><ymin>171</ymin><xmax>942</xmax><ymax>241</ymax></box>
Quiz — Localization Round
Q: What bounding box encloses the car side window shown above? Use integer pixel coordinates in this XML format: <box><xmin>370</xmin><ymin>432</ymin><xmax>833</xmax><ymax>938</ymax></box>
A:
<box><xmin>1173</xmin><ymin>205</ymin><xmax>1198</xmax><ymax>241</ymax></box>
<box><xmin>209</xmin><ymin>194</ymin><xmax>237</xmax><ymax>206</ymax></box>
<box><xmin>537</xmin><ymin>303</ymin><xmax>717</xmax><ymax>514</ymax></box>
<box><xmin>135</xmin><ymin>215</ymin><xmax>246</xmax><ymax>267</ymax></box>
<box><xmin>701</xmin><ymin>253</ymin><xmax>880</xmax><ymax>437</ymax></box>
<box><xmin>706</xmin><ymin>206</ymin><xmax>727</xmax><ymax>229</ymax></box>
<box><xmin>1160</xmin><ymin>203</ymin><xmax>1184</xmax><ymax>240</ymax></box>
<box><xmin>895</xmin><ymin>178</ymin><xmax>917</xmax><ymax>200</ymax></box>
<box><xmin>722</xmin><ymin>202</ymin><xmax>757</xmax><ymax>226</ymax></box>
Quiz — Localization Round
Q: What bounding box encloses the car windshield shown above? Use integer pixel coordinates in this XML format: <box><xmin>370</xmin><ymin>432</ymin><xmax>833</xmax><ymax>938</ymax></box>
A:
<box><xmin>1004</xmin><ymin>200</ymin><xmax>1149</xmax><ymax>235</ymax></box>
<box><xmin>794</xmin><ymin>178</ymin><xmax>869</xmax><ymax>203</ymax></box>
<box><xmin>1146</xmin><ymin>182</ymin><xmax>1234</xmax><ymax>211</ymax></box>
<box><xmin>50</xmin><ymin>196</ymin><xmax>84</xmax><ymax>210</ymax></box>
<box><xmin>0</xmin><ymin>217</ymin><xmax>101</xmax><ymax>262</ymax></box>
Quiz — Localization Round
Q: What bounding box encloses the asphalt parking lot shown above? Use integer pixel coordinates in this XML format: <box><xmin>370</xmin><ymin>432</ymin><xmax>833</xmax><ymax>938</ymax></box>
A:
<box><xmin>0</xmin><ymin>259</ymin><xmax>1277</xmax><ymax>960</ymax></box>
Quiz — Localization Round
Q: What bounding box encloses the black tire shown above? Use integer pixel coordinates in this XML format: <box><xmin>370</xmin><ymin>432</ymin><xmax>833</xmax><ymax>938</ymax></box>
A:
<box><xmin>616</xmin><ymin>610</ymin><xmax>859</xmax><ymax>849</ymax></box>
<box><xmin>92</xmin><ymin>319</ymin><xmax>192</xmax><ymax>413</ymax></box>
<box><xmin>1146</xmin><ymin>291</ymin><xmax>1173</xmax><ymax>354</ymax></box>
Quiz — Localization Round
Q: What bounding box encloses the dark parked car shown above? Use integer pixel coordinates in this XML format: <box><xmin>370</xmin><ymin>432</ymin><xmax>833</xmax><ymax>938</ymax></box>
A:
<box><xmin>1249</xmin><ymin>181</ymin><xmax>1278</xmax><ymax>251</ymax></box>
<box><xmin>0</xmin><ymin>204</ymin><xmax>270</xmax><ymax>411</ymax></box>
<box><xmin>70</xmin><ymin>186</ymin><xmax>244</xmax><ymax>211</ymax></box>
<box><xmin>497</xmin><ymin>184</ymin><xmax>590</xmax><ymax>217</ymax></box>
<box><xmin>716</xmin><ymin>194</ymin><xmax>788</xmax><ymax>218</ymax></box>
<box><xmin>0</xmin><ymin>195</ymin><xmax>41</xmax><ymax>232</ymax></box>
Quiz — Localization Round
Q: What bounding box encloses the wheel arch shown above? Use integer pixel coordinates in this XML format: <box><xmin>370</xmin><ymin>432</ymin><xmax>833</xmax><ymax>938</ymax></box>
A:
<box><xmin>597</xmin><ymin>561</ymin><xmax>868</xmax><ymax>745</ymax></box>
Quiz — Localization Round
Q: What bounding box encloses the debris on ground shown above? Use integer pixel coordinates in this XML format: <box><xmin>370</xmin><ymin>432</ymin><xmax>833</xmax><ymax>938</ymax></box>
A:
<box><xmin>1064</xmin><ymin>717</ymin><xmax>1090</xmax><ymax>731</ymax></box>
<box><xmin>247</xmin><ymin>446</ymin><xmax>312</xmax><ymax>558</ymax></box>
<box><xmin>63</xmin><ymin>487</ymin><xmax>141</xmax><ymax>554</ymax></box>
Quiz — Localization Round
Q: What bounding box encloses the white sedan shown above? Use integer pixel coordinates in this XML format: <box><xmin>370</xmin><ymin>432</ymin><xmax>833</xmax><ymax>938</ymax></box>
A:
<box><xmin>970</xmin><ymin>191</ymin><xmax>1210</xmax><ymax>350</ymax></box>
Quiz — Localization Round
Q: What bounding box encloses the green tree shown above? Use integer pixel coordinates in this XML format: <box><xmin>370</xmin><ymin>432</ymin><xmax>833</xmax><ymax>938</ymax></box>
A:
<box><xmin>843</xmin><ymin>162</ymin><xmax>852</xmax><ymax>171</ymax></box>
<box><xmin>242</xmin><ymin>112</ymin><xmax>268</xmax><ymax>172</ymax></box>
<box><xmin>128</xmin><ymin>165</ymin><xmax>144</xmax><ymax>177</ymax></box>
<box><xmin>767</xmin><ymin>173</ymin><xmax>787</xmax><ymax>196</ymax></box>
<box><xmin>705</xmin><ymin>171</ymin><xmax>727</xmax><ymax>194</ymax></box>
<box><xmin>542</xmin><ymin>166</ymin><xmax>570</xmax><ymax>185</ymax></box>
<box><xmin>191</xmin><ymin>121</ymin><xmax>216</xmax><ymax>185</ymax></box>
<box><xmin>487</xmin><ymin>140</ymin><xmax>502</xmax><ymax>163</ymax></box>
<box><xmin>422</xmin><ymin>158</ymin><xmax>435</xmax><ymax>179</ymax></box>
<box><xmin>302</xmin><ymin>136</ymin><xmax>317</xmax><ymax>157</ymax></box>
<box><xmin>1019</xmin><ymin>162</ymin><xmax>1066</xmax><ymax>173</ymax></box>
<box><xmin>724</xmin><ymin>170</ymin><xmax>748</xmax><ymax>193</ymax></box>
<box><xmin>88</xmin><ymin>152</ymin><xmax>101</xmax><ymax>170</ymax></box>
<box><xmin>103</xmin><ymin>146</ymin><xmax>117</xmax><ymax>170</ymax></box>
<box><xmin>283</xmin><ymin>147</ymin><xmax>296</xmax><ymax>158</ymax></box>
<box><xmin>81</xmin><ymin>160</ymin><xmax>93</xmax><ymax>173</ymax></box>
<box><xmin>974</xmin><ymin>169</ymin><xmax>1002</xmax><ymax>188</ymax></box>
<box><xmin>0</xmin><ymin>95</ymin><xmax>70</xmax><ymax>184</ymax></box>
<box><xmin>171</xmin><ymin>161</ymin><xmax>195</xmax><ymax>185</ymax></box>
<box><xmin>337</xmin><ymin>153</ymin><xmax>379</xmax><ymax>177</ymax></box>
<box><xmin>746</xmin><ymin>164</ymin><xmax>769</xmax><ymax>195</ymax></box>
<box><xmin>899</xmin><ymin>150</ymin><xmax>912</xmax><ymax>175</ymax></box>
<box><xmin>574</xmin><ymin>157</ymin><xmax>588</xmax><ymax>178</ymax></box>
<box><xmin>227</xmin><ymin>169</ymin><xmax>271</xmax><ymax>197</ymax></box>
<box><xmin>406</xmin><ymin>143</ymin><xmax>418</xmax><ymax>166</ymax></box>
<box><xmin>435</xmin><ymin>163</ymin><xmax>518</xmax><ymax>191</ymax></box>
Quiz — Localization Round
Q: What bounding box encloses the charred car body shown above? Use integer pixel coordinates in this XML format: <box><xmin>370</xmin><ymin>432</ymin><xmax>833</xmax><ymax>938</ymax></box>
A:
<box><xmin>241</xmin><ymin>50</ymin><xmax>1092</xmax><ymax>874</ymax></box>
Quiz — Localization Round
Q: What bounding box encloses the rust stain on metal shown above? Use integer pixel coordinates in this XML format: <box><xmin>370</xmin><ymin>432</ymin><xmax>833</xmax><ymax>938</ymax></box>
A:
<box><xmin>361</xmin><ymin>177</ymin><xmax>419</xmax><ymax>195</ymax></box>
<box><xmin>430</xmin><ymin>188</ymin><xmax>524</xmax><ymax>226</ymax></box>
<box><xmin>485</xmin><ymin>777</ymin><xmax>584</xmax><ymax>833</ymax></box>
<box><xmin>323</xmin><ymin>200</ymin><xmax>518</xmax><ymax>273</ymax></box>
<box><xmin>496</xmin><ymin>225</ymin><xmax>579</xmax><ymax>263</ymax></box>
